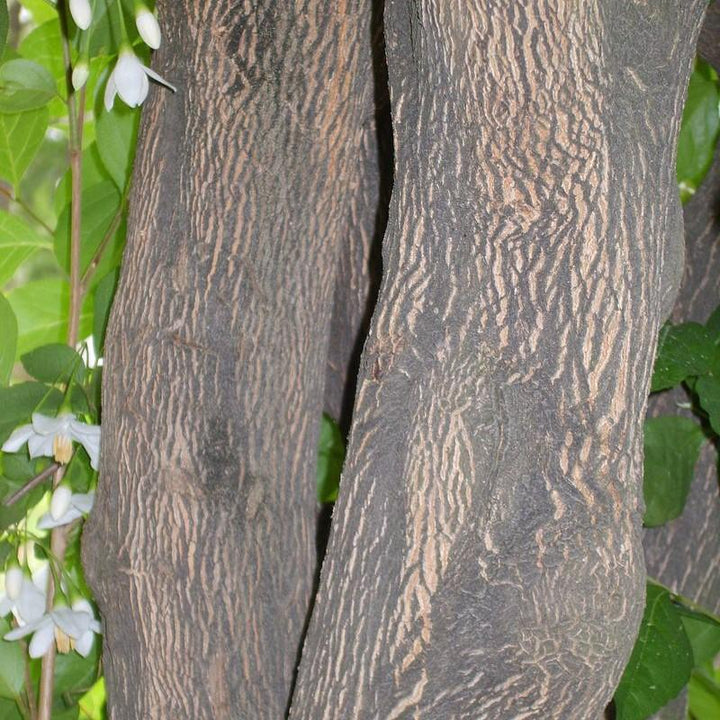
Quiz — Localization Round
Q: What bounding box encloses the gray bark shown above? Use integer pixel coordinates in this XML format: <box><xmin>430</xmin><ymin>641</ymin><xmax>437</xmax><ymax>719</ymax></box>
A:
<box><xmin>291</xmin><ymin>1</ymin><xmax>707</xmax><ymax>717</ymax></box>
<box><xmin>82</xmin><ymin>1</ymin><xmax>370</xmax><ymax>717</ymax></box>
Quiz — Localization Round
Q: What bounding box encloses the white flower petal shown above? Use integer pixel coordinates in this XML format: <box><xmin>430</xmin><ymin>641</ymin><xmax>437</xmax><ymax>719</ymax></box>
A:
<box><xmin>69</xmin><ymin>0</ymin><xmax>92</xmax><ymax>30</ymax></box>
<box><xmin>32</xmin><ymin>413</ymin><xmax>68</xmax><ymax>436</ymax></box>
<box><xmin>69</xmin><ymin>422</ymin><xmax>100</xmax><ymax>470</ymax></box>
<box><xmin>71</xmin><ymin>492</ymin><xmax>95</xmax><ymax>514</ymax></box>
<box><xmin>37</xmin><ymin>506</ymin><xmax>83</xmax><ymax>529</ymax></box>
<box><xmin>114</xmin><ymin>53</ymin><xmax>146</xmax><ymax>107</ymax></box>
<box><xmin>4</xmin><ymin>615</ymin><xmax>45</xmax><ymax>641</ymax></box>
<box><xmin>136</xmin><ymin>9</ymin><xmax>161</xmax><ymax>50</ymax></box>
<box><xmin>104</xmin><ymin>74</ymin><xmax>118</xmax><ymax>111</ymax></box>
<box><xmin>5</xmin><ymin>568</ymin><xmax>23</xmax><ymax>600</ymax></box>
<box><xmin>32</xmin><ymin>565</ymin><xmax>49</xmax><ymax>593</ymax></box>
<box><xmin>1</xmin><ymin>424</ymin><xmax>34</xmax><ymax>453</ymax></box>
<box><xmin>52</xmin><ymin>608</ymin><xmax>92</xmax><ymax>639</ymax></box>
<box><xmin>16</xmin><ymin>581</ymin><xmax>46</xmax><ymax>623</ymax></box>
<box><xmin>74</xmin><ymin>630</ymin><xmax>94</xmax><ymax>657</ymax></box>
<box><xmin>50</xmin><ymin>485</ymin><xmax>73</xmax><ymax>520</ymax></box>
<box><xmin>143</xmin><ymin>65</ymin><xmax>177</xmax><ymax>93</ymax></box>
<box><xmin>27</xmin><ymin>433</ymin><xmax>55</xmax><ymax>460</ymax></box>
<box><xmin>0</xmin><ymin>596</ymin><xmax>12</xmax><ymax>616</ymax></box>
<box><xmin>28</xmin><ymin>621</ymin><xmax>55</xmax><ymax>658</ymax></box>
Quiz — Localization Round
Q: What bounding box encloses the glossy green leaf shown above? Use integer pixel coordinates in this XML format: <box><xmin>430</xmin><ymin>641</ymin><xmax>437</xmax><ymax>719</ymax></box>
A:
<box><xmin>18</xmin><ymin>20</ymin><xmax>66</xmax><ymax>83</ymax></box>
<box><xmin>0</xmin><ymin>617</ymin><xmax>23</xmax><ymax>699</ymax></box>
<box><xmin>0</xmin><ymin>105</ymin><xmax>49</xmax><ymax>188</ymax></box>
<box><xmin>54</xmin><ymin>181</ymin><xmax>126</xmax><ymax>290</ymax></box>
<box><xmin>0</xmin><ymin>59</ymin><xmax>56</xmax><ymax>113</ymax></box>
<box><xmin>92</xmin><ymin>269</ymin><xmax>118</xmax><ymax>356</ymax></box>
<box><xmin>17</xmin><ymin>0</ymin><xmax>56</xmax><ymax>24</ymax></box>
<box><xmin>614</xmin><ymin>582</ymin><xmax>694</xmax><ymax>720</ymax></box>
<box><xmin>317</xmin><ymin>414</ymin><xmax>345</xmax><ymax>503</ymax></box>
<box><xmin>695</xmin><ymin>349</ymin><xmax>720</xmax><ymax>436</ymax></box>
<box><xmin>680</xmin><ymin>615</ymin><xmax>720</xmax><ymax>667</ymax></box>
<box><xmin>6</xmin><ymin>279</ymin><xmax>93</xmax><ymax>357</ymax></box>
<box><xmin>651</xmin><ymin>322</ymin><xmax>716</xmax><ymax>392</ymax></box>
<box><xmin>96</xmin><ymin>105</ymin><xmax>140</xmax><ymax>190</ymax></box>
<box><xmin>0</xmin><ymin>381</ymin><xmax>62</xmax><ymax>445</ymax></box>
<box><xmin>643</xmin><ymin>416</ymin><xmax>705</xmax><ymax>527</ymax></box>
<box><xmin>21</xmin><ymin>343</ymin><xmax>86</xmax><ymax>384</ymax></box>
<box><xmin>0</xmin><ymin>2</ymin><xmax>8</xmax><ymax>63</ymax></box>
<box><xmin>0</xmin><ymin>211</ymin><xmax>53</xmax><ymax>289</ymax></box>
<box><xmin>0</xmin><ymin>293</ymin><xmax>16</xmax><ymax>386</ymax></box>
<box><xmin>677</xmin><ymin>59</ymin><xmax>720</xmax><ymax>203</ymax></box>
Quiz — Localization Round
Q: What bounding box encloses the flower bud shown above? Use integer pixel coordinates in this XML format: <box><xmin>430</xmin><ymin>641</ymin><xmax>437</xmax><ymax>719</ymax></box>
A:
<box><xmin>5</xmin><ymin>567</ymin><xmax>23</xmax><ymax>600</ymax></box>
<box><xmin>69</xmin><ymin>0</ymin><xmax>92</xmax><ymax>30</ymax></box>
<box><xmin>50</xmin><ymin>485</ymin><xmax>72</xmax><ymax>521</ymax></box>
<box><xmin>136</xmin><ymin>8</ymin><xmax>161</xmax><ymax>50</ymax></box>
<box><xmin>72</xmin><ymin>60</ymin><xmax>90</xmax><ymax>91</ymax></box>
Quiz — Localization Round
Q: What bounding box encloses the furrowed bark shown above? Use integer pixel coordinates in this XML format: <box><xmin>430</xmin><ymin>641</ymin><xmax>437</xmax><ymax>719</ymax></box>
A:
<box><xmin>82</xmin><ymin>1</ymin><xmax>368</xmax><ymax>717</ymax></box>
<box><xmin>323</xmin><ymin>0</ymin><xmax>390</xmax><ymax>431</ymax></box>
<box><xmin>291</xmin><ymin>1</ymin><xmax>706</xmax><ymax>717</ymax></box>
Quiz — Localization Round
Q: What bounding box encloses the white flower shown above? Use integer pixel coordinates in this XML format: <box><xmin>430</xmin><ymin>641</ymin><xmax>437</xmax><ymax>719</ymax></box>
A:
<box><xmin>4</xmin><ymin>601</ymin><xmax>101</xmax><ymax>658</ymax></box>
<box><xmin>104</xmin><ymin>48</ymin><xmax>176</xmax><ymax>111</ymax></box>
<box><xmin>37</xmin><ymin>486</ymin><xmax>95</xmax><ymax>529</ymax></box>
<box><xmin>0</xmin><ymin>567</ymin><xmax>46</xmax><ymax>625</ymax></box>
<box><xmin>136</xmin><ymin>7</ymin><xmax>162</xmax><ymax>50</ymax></box>
<box><xmin>72</xmin><ymin>60</ymin><xmax>90</xmax><ymax>91</ymax></box>
<box><xmin>2</xmin><ymin>413</ymin><xmax>100</xmax><ymax>470</ymax></box>
<box><xmin>69</xmin><ymin>0</ymin><xmax>92</xmax><ymax>30</ymax></box>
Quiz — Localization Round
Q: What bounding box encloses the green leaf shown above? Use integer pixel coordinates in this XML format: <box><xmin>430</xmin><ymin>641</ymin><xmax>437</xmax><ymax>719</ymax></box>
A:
<box><xmin>17</xmin><ymin>0</ymin><xmax>56</xmax><ymax>25</ymax></box>
<box><xmin>78</xmin><ymin>677</ymin><xmax>106</xmax><ymax>720</ymax></box>
<box><xmin>677</xmin><ymin>59</ymin><xmax>720</xmax><ymax>203</ymax></box>
<box><xmin>0</xmin><ymin>381</ymin><xmax>62</xmax><ymax>444</ymax></box>
<box><xmin>54</xmin><ymin>144</ymin><xmax>114</xmax><ymax>216</ymax></box>
<box><xmin>18</xmin><ymin>20</ymin><xmax>66</xmax><ymax>83</ymax></box>
<box><xmin>96</xmin><ymin>105</ymin><xmax>140</xmax><ymax>190</ymax></box>
<box><xmin>706</xmin><ymin>303</ymin><xmax>720</xmax><ymax>338</ymax></box>
<box><xmin>6</xmin><ymin>279</ymin><xmax>93</xmax><ymax>357</ymax></box>
<box><xmin>0</xmin><ymin>697</ymin><xmax>22</xmax><ymax>720</ymax></box>
<box><xmin>0</xmin><ymin>59</ymin><xmax>57</xmax><ymax>114</ymax></box>
<box><xmin>317</xmin><ymin>414</ymin><xmax>345</xmax><ymax>503</ymax></box>
<box><xmin>21</xmin><ymin>343</ymin><xmax>86</xmax><ymax>384</ymax></box>
<box><xmin>0</xmin><ymin>211</ymin><xmax>53</xmax><ymax>289</ymax></box>
<box><xmin>695</xmin><ymin>354</ymin><xmax>720</xmax><ymax>435</ymax></box>
<box><xmin>651</xmin><ymin>322</ymin><xmax>716</xmax><ymax>392</ymax></box>
<box><xmin>614</xmin><ymin>582</ymin><xmax>694</xmax><ymax>720</ymax></box>
<box><xmin>0</xmin><ymin>2</ymin><xmax>8</xmax><ymax>62</ymax></box>
<box><xmin>689</xmin><ymin>665</ymin><xmax>720</xmax><ymax>720</ymax></box>
<box><xmin>0</xmin><ymin>293</ymin><xmax>16</xmax><ymax>386</ymax></box>
<box><xmin>0</xmin><ymin>106</ymin><xmax>49</xmax><ymax>188</ymax></box>
<box><xmin>54</xmin><ymin>181</ymin><xmax>126</xmax><ymax>290</ymax></box>
<box><xmin>681</xmin><ymin>615</ymin><xmax>720</xmax><ymax>667</ymax></box>
<box><xmin>53</xmin><ymin>639</ymin><xmax>100</xmax><ymax>697</ymax></box>
<box><xmin>0</xmin><ymin>617</ymin><xmax>24</xmax><ymax>700</ymax></box>
<box><xmin>643</xmin><ymin>416</ymin><xmax>705</xmax><ymax>527</ymax></box>
<box><xmin>92</xmin><ymin>269</ymin><xmax>118</xmax><ymax>356</ymax></box>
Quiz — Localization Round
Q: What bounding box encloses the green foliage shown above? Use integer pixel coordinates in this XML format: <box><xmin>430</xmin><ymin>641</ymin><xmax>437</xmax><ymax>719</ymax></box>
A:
<box><xmin>677</xmin><ymin>59</ymin><xmax>720</xmax><ymax>203</ymax></box>
<box><xmin>0</xmin><ymin>294</ymin><xmax>16</xmax><ymax>386</ymax></box>
<box><xmin>651</xmin><ymin>322</ymin><xmax>715</xmax><ymax>392</ymax></box>
<box><xmin>0</xmin><ymin>212</ymin><xmax>52</xmax><ymax>288</ymax></box>
<box><xmin>0</xmin><ymin>106</ymin><xmax>48</xmax><ymax>188</ymax></box>
<box><xmin>0</xmin><ymin>618</ymin><xmax>23</xmax><ymax>700</ymax></box>
<box><xmin>21</xmin><ymin>344</ymin><xmax>86</xmax><ymax>385</ymax></box>
<box><xmin>317</xmin><ymin>414</ymin><xmax>345</xmax><ymax>503</ymax></box>
<box><xmin>0</xmin><ymin>59</ymin><xmax>56</xmax><ymax>113</ymax></box>
<box><xmin>96</xmin><ymin>106</ymin><xmax>141</xmax><ymax>191</ymax></box>
<box><xmin>614</xmin><ymin>583</ymin><xmax>694</xmax><ymax>720</ymax></box>
<box><xmin>92</xmin><ymin>270</ymin><xmax>119</xmax><ymax>356</ymax></box>
<box><xmin>0</xmin><ymin>2</ymin><xmax>8</xmax><ymax>61</ymax></box>
<box><xmin>642</xmin><ymin>417</ymin><xmax>705</xmax><ymax>526</ymax></box>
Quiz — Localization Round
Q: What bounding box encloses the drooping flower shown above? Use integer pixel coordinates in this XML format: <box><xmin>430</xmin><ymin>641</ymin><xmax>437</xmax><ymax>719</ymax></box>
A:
<box><xmin>0</xmin><ymin>567</ymin><xmax>47</xmax><ymax>625</ymax></box>
<box><xmin>135</xmin><ymin>5</ymin><xmax>162</xmax><ymax>49</ymax></box>
<box><xmin>69</xmin><ymin>0</ymin><xmax>92</xmax><ymax>30</ymax></box>
<box><xmin>2</xmin><ymin>413</ymin><xmax>100</xmax><ymax>469</ymax></box>
<box><xmin>4</xmin><ymin>601</ymin><xmax>101</xmax><ymax>658</ymax></box>
<box><xmin>104</xmin><ymin>48</ymin><xmax>176</xmax><ymax>111</ymax></box>
<box><xmin>37</xmin><ymin>485</ymin><xmax>95</xmax><ymax>530</ymax></box>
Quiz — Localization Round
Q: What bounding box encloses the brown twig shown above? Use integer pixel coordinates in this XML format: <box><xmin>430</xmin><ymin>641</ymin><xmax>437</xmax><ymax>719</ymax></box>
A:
<box><xmin>2</xmin><ymin>463</ymin><xmax>59</xmax><ymax>507</ymax></box>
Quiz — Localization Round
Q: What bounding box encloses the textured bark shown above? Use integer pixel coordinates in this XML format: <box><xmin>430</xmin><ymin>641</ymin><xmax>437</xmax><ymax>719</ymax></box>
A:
<box><xmin>82</xmin><ymin>1</ymin><xmax>369</xmax><ymax>717</ymax></box>
<box><xmin>323</xmin><ymin>0</ymin><xmax>390</xmax><ymax>431</ymax></box>
<box><xmin>291</xmin><ymin>1</ymin><xmax>707</xmax><ymax>718</ymax></box>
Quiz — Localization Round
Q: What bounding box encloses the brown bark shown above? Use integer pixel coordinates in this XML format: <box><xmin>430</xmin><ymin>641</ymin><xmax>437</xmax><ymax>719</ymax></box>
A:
<box><xmin>290</xmin><ymin>1</ymin><xmax>707</xmax><ymax>717</ymax></box>
<box><xmin>82</xmin><ymin>1</ymin><xmax>370</xmax><ymax>717</ymax></box>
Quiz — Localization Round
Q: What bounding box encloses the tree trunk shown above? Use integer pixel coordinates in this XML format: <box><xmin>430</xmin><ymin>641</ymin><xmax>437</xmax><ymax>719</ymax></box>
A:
<box><xmin>290</xmin><ymin>1</ymin><xmax>707</xmax><ymax>717</ymax></box>
<box><xmin>82</xmin><ymin>1</ymin><xmax>370</xmax><ymax>717</ymax></box>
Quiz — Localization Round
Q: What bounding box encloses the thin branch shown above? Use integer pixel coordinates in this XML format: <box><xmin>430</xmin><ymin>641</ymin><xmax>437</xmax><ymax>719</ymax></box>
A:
<box><xmin>22</xmin><ymin>640</ymin><xmax>38</xmax><ymax>720</ymax></box>
<box><xmin>2</xmin><ymin>463</ymin><xmax>59</xmax><ymax>507</ymax></box>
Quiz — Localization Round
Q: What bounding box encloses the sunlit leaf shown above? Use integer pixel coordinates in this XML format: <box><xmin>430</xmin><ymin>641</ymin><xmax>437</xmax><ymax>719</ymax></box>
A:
<box><xmin>689</xmin><ymin>665</ymin><xmax>720</xmax><ymax>720</ymax></box>
<box><xmin>6</xmin><ymin>279</ymin><xmax>93</xmax><ymax>357</ymax></box>
<box><xmin>0</xmin><ymin>1</ymin><xmax>8</xmax><ymax>62</ymax></box>
<box><xmin>77</xmin><ymin>677</ymin><xmax>106</xmax><ymax>719</ymax></box>
<box><xmin>0</xmin><ymin>617</ymin><xmax>23</xmax><ymax>700</ymax></box>
<box><xmin>614</xmin><ymin>582</ymin><xmax>693</xmax><ymax>720</ymax></box>
<box><xmin>0</xmin><ymin>105</ymin><xmax>48</xmax><ymax>188</ymax></box>
<box><xmin>0</xmin><ymin>293</ymin><xmax>16</xmax><ymax>386</ymax></box>
<box><xmin>643</xmin><ymin>416</ymin><xmax>705</xmax><ymax>527</ymax></box>
<box><xmin>0</xmin><ymin>211</ymin><xmax>53</xmax><ymax>289</ymax></box>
